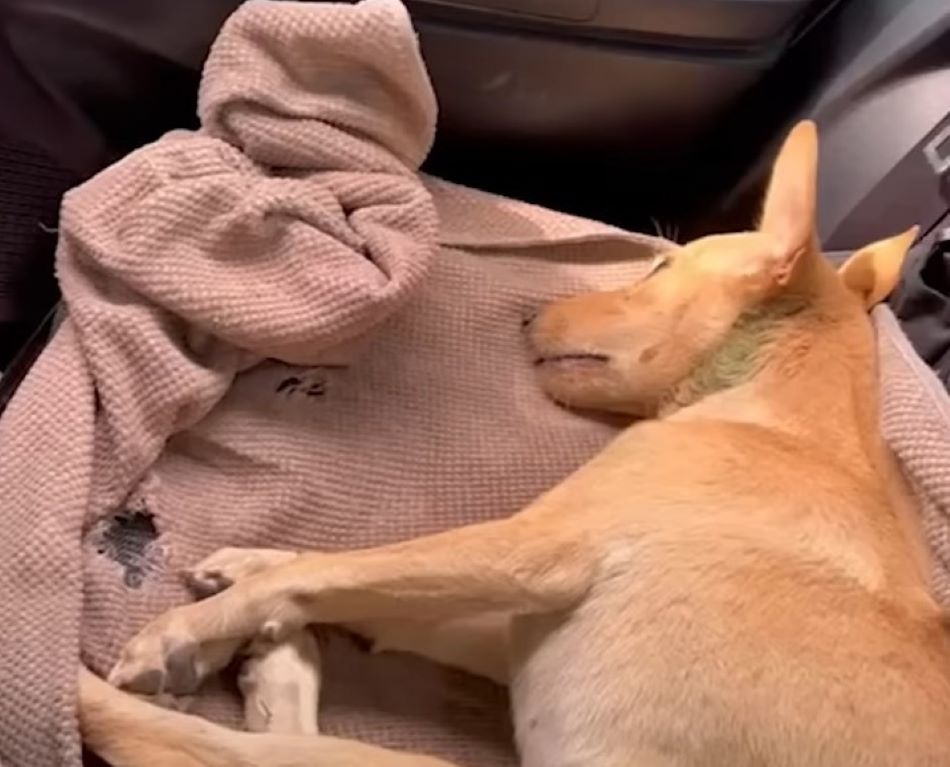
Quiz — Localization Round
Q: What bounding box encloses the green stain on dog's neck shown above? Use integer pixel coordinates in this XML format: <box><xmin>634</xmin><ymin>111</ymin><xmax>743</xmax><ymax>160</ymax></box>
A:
<box><xmin>672</xmin><ymin>295</ymin><xmax>808</xmax><ymax>408</ymax></box>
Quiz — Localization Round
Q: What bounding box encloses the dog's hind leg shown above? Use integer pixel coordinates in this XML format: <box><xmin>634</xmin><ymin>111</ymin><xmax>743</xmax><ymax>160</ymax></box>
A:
<box><xmin>239</xmin><ymin>629</ymin><xmax>322</xmax><ymax>734</ymax></box>
<box><xmin>79</xmin><ymin>666</ymin><xmax>469</xmax><ymax>767</ymax></box>
<box><xmin>79</xmin><ymin>665</ymin><xmax>243</xmax><ymax>767</ymax></box>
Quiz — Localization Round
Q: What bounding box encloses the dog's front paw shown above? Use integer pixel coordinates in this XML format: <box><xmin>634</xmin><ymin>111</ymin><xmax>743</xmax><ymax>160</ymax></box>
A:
<box><xmin>185</xmin><ymin>547</ymin><xmax>299</xmax><ymax>598</ymax></box>
<box><xmin>108</xmin><ymin>607</ymin><xmax>241</xmax><ymax>695</ymax></box>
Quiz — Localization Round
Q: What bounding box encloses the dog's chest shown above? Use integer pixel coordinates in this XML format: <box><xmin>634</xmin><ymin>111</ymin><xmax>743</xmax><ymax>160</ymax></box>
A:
<box><xmin>504</xmin><ymin>529</ymin><xmax>775</xmax><ymax>767</ymax></box>
<box><xmin>507</xmin><ymin>563</ymin><xmax>674</xmax><ymax>767</ymax></box>
<box><xmin>509</xmin><ymin>610</ymin><xmax>615</xmax><ymax>767</ymax></box>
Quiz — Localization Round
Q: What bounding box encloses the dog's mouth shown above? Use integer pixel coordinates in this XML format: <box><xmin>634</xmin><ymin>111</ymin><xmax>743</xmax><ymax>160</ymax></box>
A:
<box><xmin>534</xmin><ymin>353</ymin><xmax>610</xmax><ymax>368</ymax></box>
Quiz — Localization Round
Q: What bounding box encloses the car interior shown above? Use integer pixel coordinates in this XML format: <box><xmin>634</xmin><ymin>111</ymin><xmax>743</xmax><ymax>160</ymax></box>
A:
<box><xmin>1</xmin><ymin>0</ymin><xmax>948</xmax><ymax>400</ymax></box>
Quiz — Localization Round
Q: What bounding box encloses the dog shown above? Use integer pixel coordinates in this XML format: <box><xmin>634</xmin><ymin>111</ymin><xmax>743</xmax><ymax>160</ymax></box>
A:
<box><xmin>79</xmin><ymin>120</ymin><xmax>950</xmax><ymax>767</ymax></box>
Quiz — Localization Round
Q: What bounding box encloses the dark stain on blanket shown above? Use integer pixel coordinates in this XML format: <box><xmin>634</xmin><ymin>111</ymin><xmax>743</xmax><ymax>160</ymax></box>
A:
<box><xmin>276</xmin><ymin>376</ymin><xmax>302</xmax><ymax>393</ymax></box>
<box><xmin>276</xmin><ymin>375</ymin><xmax>325</xmax><ymax>397</ymax></box>
<box><xmin>275</xmin><ymin>366</ymin><xmax>346</xmax><ymax>399</ymax></box>
<box><xmin>89</xmin><ymin>506</ymin><xmax>161</xmax><ymax>588</ymax></box>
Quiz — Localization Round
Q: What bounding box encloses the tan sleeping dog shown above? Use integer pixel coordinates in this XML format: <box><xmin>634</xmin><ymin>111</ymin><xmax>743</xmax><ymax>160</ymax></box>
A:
<box><xmin>80</xmin><ymin>121</ymin><xmax>950</xmax><ymax>767</ymax></box>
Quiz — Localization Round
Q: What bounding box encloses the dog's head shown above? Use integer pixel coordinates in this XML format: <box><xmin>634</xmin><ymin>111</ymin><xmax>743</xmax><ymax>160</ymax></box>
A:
<box><xmin>528</xmin><ymin>121</ymin><xmax>916</xmax><ymax>416</ymax></box>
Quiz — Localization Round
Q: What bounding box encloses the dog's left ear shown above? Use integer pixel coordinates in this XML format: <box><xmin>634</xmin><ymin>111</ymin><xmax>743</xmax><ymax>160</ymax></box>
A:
<box><xmin>759</xmin><ymin>120</ymin><xmax>819</xmax><ymax>285</ymax></box>
<box><xmin>838</xmin><ymin>226</ymin><xmax>918</xmax><ymax>309</ymax></box>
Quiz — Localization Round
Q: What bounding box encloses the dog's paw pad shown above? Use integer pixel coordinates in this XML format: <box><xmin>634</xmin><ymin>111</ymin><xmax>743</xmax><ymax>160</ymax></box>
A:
<box><xmin>120</xmin><ymin>668</ymin><xmax>165</xmax><ymax>696</ymax></box>
<box><xmin>164</xmin><ymin>641</ymin><xmax>203</xmax><ymax>694</ymax></box>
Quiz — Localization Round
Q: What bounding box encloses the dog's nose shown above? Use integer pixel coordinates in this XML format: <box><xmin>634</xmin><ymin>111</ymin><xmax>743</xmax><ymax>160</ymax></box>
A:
<box><xmin>521</xmin><ymin>311</ymin><xmax>537</xmax><ymax>329</ymax></box>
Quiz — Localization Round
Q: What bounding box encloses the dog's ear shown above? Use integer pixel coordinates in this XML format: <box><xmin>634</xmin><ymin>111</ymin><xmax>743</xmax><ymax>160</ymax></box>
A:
<box><xmin>838</xmin><ymin>226</ymin><xmax>918</xmax><ymax>309</ymax></box>
<box><xmin>759</xmin><ymin>120</ymin><xmax>818</xmax><ymax>285</ymax></box>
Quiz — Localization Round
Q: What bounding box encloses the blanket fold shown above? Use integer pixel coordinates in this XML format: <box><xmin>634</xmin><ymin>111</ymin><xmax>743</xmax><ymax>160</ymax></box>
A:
<box><xmin>1</xmin><ymin>2</ymin><xmax>948</xmax><ymax>767</ymax></box>
<box><xmin>52</xmin><ymin>0</ymin><xmax>440</xmax><ymax>524</ymax></box>
<box><xmin>3</xmin><ymin>1</ymin><xmax>442</xmax><ymax>763</ymax></box>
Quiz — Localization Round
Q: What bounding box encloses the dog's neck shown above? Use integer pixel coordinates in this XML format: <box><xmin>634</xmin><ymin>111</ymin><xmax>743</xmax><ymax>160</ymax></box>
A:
<box><xmin>665</xmin><ymin>253</ymin><xmax>884</xmax><ymax>468</ymax></box>
<box><xmin>671</xmin><ymin>293</ymin><xmax>809</xmax><ymax>403</ymax></box>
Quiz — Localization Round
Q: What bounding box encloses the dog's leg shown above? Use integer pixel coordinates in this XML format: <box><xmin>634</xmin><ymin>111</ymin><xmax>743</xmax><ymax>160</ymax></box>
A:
<box><xmin>239</xmin><ymin>630</ymin><xmax>322</xmax><ymax>734</ymax></box>
<box><xmin>184</xmin><ymin>548</ymin><xmax>326</xmax><ymax>732</ymax></box>
<box><xmin>186</xmin><ymin>547</ymin><xmax>512</xmax><ymax>684</ymax></box>
<box><xmin>79</xmin><ymin>665</ymin><xmax>241</xmax><ymax>767</ymax></box>
<box><xmin>79</xmin><ymin>667</ymin><xmax>465</xmax><ymax>767</ymax></box>
<box><xmin>109</xmin><ymin>516</ymin><xmax>593</xmax><ymax>694</ymax></box>
<box><xmin>185</xmin><ymin>547</ymin><xmax>300</xmax><ymax>598</ymax></box>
